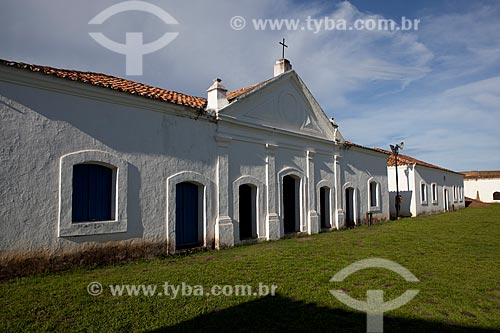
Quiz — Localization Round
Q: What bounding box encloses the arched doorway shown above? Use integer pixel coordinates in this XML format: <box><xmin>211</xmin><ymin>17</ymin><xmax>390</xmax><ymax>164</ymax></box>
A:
<box><xmin>283</xmin><ymin>175</ymin><xmax>300</xmax><ymax>233</ymax></box>
<box><xmin>444</xmin><ymin>189</ymin><xmax>450</xmax><ymax>212</ymax></box>
<box><xmin>319</xmin><ymin>186</ymin><xmax>331</xmax><ymax>229</ymax></box>
<box><xmin>176</xmin><ymin>182</ymin><xmax>201</xmax><ymax>249</ymax></box>
<box><xmin>239</xmin><ymin>184</ymin><xmax>257</xmax><ymax>240</ymax></box>
<box><xmin>345</xmin><ymin>187</ymin><xmax>355</xmax><ymax>227</ymax></box>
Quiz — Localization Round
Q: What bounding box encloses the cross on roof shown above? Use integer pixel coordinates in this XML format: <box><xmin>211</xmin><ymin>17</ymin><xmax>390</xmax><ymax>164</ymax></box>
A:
<box><xmin>279</xmin><ymin>38</ymin><xmax>288</xmax><ymax>59</ymax></box>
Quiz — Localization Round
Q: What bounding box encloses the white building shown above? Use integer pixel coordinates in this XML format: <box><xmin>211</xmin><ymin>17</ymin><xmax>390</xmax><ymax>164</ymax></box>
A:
<box><xmin>462</xmin><ymin>171</ymin><xmax>500</xmax><ymax>203</ymax></box>
<box><xmin>340</xmin><ymin>142</ymin><xmax>390</xmax><ymax>226</ymax></box>
<box><xmin>0</xmin><ymin>57</ymin><xmax>390</xmax><ymax>259</ymax></box>
<box><xmin>386</xmin><ymin>152</ymin><xmax>465</xmax><ymax>217</ymax></box>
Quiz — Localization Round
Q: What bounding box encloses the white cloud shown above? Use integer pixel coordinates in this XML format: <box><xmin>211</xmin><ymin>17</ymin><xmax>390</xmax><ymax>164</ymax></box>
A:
<box><xmin>340</xmin><ymin>75</ymin><xmax>500</xmax><ymax>170</ymax></box>
<box><xmin>417</xmin><ymin>4</ymin><xmax>500</xmax><ymax>82</ymax></box>
<box><xmin>336</xmin><ymin>3</ymin><xmax>500</xmax><ymax>170</ymax></box>
<box><xmin>290</xmin><ymin>1</ymin><xmax>433</xmax><ymax>109</ymax></box>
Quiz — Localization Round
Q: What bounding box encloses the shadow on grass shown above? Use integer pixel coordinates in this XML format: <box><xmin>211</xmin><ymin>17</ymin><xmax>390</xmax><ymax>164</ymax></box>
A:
<box><xmin>148</xmin><ymin>294</ymin><xmax>499</xmax><ymax>333</ymax></box>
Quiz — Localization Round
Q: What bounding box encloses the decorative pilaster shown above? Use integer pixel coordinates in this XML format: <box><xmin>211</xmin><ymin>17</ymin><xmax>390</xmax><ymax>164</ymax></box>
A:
<box><xmin>334</xmin><ymin>154</ymin><xmax>344</xmax><ymax>229</ymax></box>
<box><xmin>265</xmin><ymin>143</ymin><xmax>280</xmax><ymax>240</ymax></box>
<box><xmin>215</xmin><ymin>135</ymin><xmax>234</xmax><ymax>249</ymax></box>
<box><xmin>307</xmin><ymin>150</ymin><xmax>319</xmax><ymax>234</ymax></box>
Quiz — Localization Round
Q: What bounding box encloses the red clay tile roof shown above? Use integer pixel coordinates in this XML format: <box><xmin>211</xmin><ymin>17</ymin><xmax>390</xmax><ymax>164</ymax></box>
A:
<box><xmin>345</xmin><ymin>141</ymin><xmax>461</xmax><ymax>174</ymax></box>
<box><xmin>461</xmin><ymin>170</ymin><xmax>500</xmax><ymax>179</ymax></box>
<box><xmin>1</xmin><ymin>59</ymin><xmax>207</xmax><ymax>109</ymax></box>
<box><xmin>386</xmin><ymin>151</ymin><xmax>461</xmax><ymax>174</ymax></box>
<box><xmin>227</xmin><ymin>82</ymin><xmax>263</xmax><ymax>100</ymax></box>
<box><xmin>0</xmin><ymin>59</ymin><xmax>263</xmax><ymax>111</ymax></box>
<box><xmin>344</xmin><ymin>141</ymin><xmax>389</xmax><ymax>155</ymax></box>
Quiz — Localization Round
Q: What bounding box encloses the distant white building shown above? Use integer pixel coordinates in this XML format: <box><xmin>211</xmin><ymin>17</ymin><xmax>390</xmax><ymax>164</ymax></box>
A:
<box><xmin>386</xmin><ymin>152</ymin><xmax>465</xmax><ymax>217</ymax></box>
<box><xmin>461</xmin><ymin>171</ymin><xmax>500</xmax><ymax>203</ymax></box>
<box><xmin>0</xmin><ymin>57</ymin><xmax>390</xmax><ymax>259</ymax></box>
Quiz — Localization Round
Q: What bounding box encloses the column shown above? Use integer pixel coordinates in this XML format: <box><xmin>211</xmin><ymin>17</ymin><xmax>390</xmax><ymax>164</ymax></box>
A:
<box><xmin>266</xmin><ymin>143</ymin><xmax>280</xmax><ymax>240</ymax></box>
<box><xmin>307</xmin><ymin>150</ymin><xmax>319</xmax><ymax>234</ymax></box>
<box><xmin>215</xmin><ymin>135</ymin><xmax>234</xmax><ymax>249</ymax></box>
<box><xmin>334</xmin><ymin>154</ymin><xmax>344</xmax><ymax>229</ymax></box>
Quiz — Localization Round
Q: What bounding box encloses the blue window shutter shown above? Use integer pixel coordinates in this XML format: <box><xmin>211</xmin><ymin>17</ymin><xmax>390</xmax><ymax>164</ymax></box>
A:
<box><xmin>72</xmin><ymin>164</ymin><xmax>112</xmax><ymax>222</ymax></box>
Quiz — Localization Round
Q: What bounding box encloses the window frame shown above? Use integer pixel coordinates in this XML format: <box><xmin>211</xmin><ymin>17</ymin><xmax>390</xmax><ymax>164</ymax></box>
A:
<box><xmin>277</xmin><ymin>167</ymin><xmax>304</xmax><ymax>235</ymax></box>
<box><xmin>58</xmin><ymin>150</ymin><xmax>128</xmax><ymax>237</ymax></box>
<box><xmin>420</xmin><ymin>181</ymin><xmax>428</xmax><ymax>205</ymax></box>
<box><xmin>343</xmin><ymin>183</ymin><xmax>357</xmax><ymax>227</ymax></box>
<box><xmin>367</xmin><ymin>179</ymin><xmax>380</xmax><ymax>212</ymax></box>
<box><xmin>232</xmin><ymin>175</ymin><xmax>264</xmax><ymax>244</ymax></box>
<box><xmin>431</xmin><ymin>183</ymin><xmax>438</xmax><ymax>204</ymax></box>
<box><xmin>316</xmin><ymin>179</ymin><xmax>335</xmax><ymax>230</ymax></box>
<box><xmin>166</xmin><ymin>171</ymin><xmax>211</xmax><ymax>254</ymax></box>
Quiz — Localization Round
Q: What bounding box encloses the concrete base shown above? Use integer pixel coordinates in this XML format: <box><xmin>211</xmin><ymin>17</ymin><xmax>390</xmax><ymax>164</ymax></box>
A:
<box><xmin>337</xmin><ymin>210</ymin><xmax>345</xmax><ymax>229</ymax></box>
<box><xmin>309</xmin><ymin>211</ymin><xmax>319</xmax><ymax>234</ymax></box>
<box><xmin>267</xmin><ymin>213</ymin><xmax>281</xmax><ymax>240</ymax></box>
<box><xmin>215</xmin><ymin>216</ymin><xmax>234</xmax><ymax>249</ymax></box>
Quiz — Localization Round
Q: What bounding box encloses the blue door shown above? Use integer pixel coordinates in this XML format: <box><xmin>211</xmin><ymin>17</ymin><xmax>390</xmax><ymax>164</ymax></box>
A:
<box><xmin>176</xmin><ymin>182</ymin><xmax>200</xmax><ymax>248</ymax></box>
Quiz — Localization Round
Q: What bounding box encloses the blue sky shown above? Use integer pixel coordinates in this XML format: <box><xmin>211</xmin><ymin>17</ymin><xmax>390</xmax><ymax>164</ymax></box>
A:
<box><xmin>1</xmin><ymin>0</ymin><xmax>499</xmax><ymax>171</ymax></box>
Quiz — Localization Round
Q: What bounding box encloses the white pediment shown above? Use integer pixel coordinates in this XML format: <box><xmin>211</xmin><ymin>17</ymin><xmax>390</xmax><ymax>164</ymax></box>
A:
<box><xmin>243</xmin><ymin>90</ymin><xmax>322</xmax><ymax>134</ymax></box>
<box><xmin>221</xmin><ymin>72</ymin><xmax>336</xmax><ymax>141</ymax></box>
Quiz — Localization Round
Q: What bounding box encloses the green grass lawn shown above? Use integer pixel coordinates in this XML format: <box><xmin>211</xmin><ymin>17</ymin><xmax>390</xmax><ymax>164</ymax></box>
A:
<box><xmin>1</xmin><ymin>205</ymin><xmax>500</xmax><ymax>332</ymax></box>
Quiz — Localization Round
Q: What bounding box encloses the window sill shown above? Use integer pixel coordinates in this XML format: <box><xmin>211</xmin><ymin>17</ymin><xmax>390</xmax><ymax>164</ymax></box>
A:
<box><xmin>59</xmin><ymin>220</ymin><xmax>127</xmax><ymax>237</ymax></box>
<box><xmin>58</xmin><ymin>150</ymin><xmax>128</xmax><ymax>238</ymax></box>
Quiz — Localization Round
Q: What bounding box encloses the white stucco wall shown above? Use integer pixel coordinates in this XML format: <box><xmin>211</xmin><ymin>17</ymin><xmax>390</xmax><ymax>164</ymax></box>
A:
<box><xmin>413</xmin><ymin>166</ymin><xmax>465</xmax><ymax>215</ymax></box>
<box><xmin>463</xmin><ymin>178</ymin><xmax>500</xmax><ymax>203</ymax></box>
<box><xmin>1</xmin><ymin>65</ymin><xmax>393</xmax><ymax>259</ymax></box>
<box><xmin>0</xmin><ymin>71</ymin><xmax>218</xmax><ymax>255</ymax></box>
<box><xmin>387</xmin><ymin>165</ymin><xmax>415</xmax><ymax>217</ymax></box>
<box><xmin>339</xmin><ymin>146</ymin><xmax>390</xmax><ymax>226</ymax></box>
<box><xmin>221</xmin><ymin>125</ymin><xmax>341</xmax><ymax>238</ymax></box>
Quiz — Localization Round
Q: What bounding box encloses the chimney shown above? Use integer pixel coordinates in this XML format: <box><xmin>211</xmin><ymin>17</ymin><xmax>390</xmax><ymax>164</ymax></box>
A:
<box><xmin>206</xmin><ymin>78</ymin><xmax>228</xmax><ymax>111</ymax></box>
<box><xmin>274</xmin><ymin>58</ymin><xmax>292</xmax><ymax>77</ymax></box>
<box><xmin>329</xmin><ymin>118</ymin><xmax>340</xmax><ymax>142</ymax></box>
